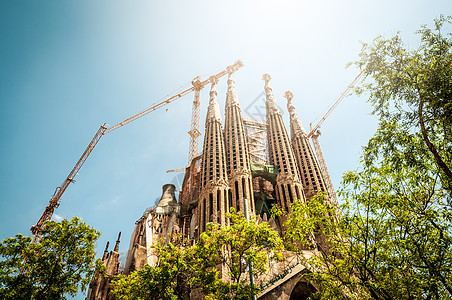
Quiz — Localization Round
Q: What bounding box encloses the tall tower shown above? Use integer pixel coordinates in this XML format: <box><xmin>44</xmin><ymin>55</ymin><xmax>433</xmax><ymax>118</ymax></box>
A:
<box><xmin>263</xmin><ymin>74</ymin><xmax>305</xmax><ymax>212</ymax></box>
<box><xmin>198</xmin><ymin>76</ymin><xmax>230</xmax><ymax>235</ymax></box>
<box><xmin>285</xmin><ymin>91</ymin><xmax>327</xmax><ymax>201</ymax></box>
<box><xmin>224</xmin><ymin>70</ymin><xmax>255</xmax><ymax>216</ymax></box>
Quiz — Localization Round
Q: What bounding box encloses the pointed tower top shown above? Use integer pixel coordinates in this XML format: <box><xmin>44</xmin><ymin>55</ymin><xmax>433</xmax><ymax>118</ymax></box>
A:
<box><xmin>102</xmin><ymin>241</ymin><xmax>109</xmax><ymax>260</ymax></box>
<box><xmin>225</xmin><ymin>73</ymin><xmax>239</xmax><ymax>108</ymax></box>
<box><xmin>284</xmin><ymin>90</ymin><xmax>307</xmax><ymax>136</ymax></box>
<box><xmin>206</xmin><ymin>76</ymin><xmax>222</xmax><ymax>124</ymax></box>
<box><xmin>262</xmin><ymin>73</ymin><xmax>271</xmax><ymax>85</ymax></box>
<box><xmin>262</xmin><ymin>73</ymin><xmax>281</xmax><ymax>115</ymax></box>
<box><xmin>114</xmin><ymin>232</ymin><xmax>121</xmax><ymax>252</ymax></box>
<box><xmin>283</xmin><ymin>90</ymin><xmax>293</xmax><ymax>101</ymax></box>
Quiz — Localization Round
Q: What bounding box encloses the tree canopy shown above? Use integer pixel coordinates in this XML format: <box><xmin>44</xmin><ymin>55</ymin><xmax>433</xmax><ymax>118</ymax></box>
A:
<box><xmin>111</xmin><ymin>210</ymin><xmax>284</xmax><ymax>300</ymax></box>
<box><xmin>278</xmin><ymin>15</ymin><xmax>452</xmax><ymax>300</ymax></box>
<box><xmin>0</xmin><ymin>217</ymin><xmax>100</xmax><ymax>300</ymax></box>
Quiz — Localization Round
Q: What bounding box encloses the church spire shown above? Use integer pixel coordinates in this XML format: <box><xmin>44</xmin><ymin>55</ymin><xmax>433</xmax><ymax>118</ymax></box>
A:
<box><xmin>206</xmin><ymin>76</ymin><xmax>221</xmax><ymax>124</ymax></box>
<box><xmin>114</xmin><ymin>232</ymin><xmax>121</xmax><ymax>252</ymax></box>
<box><xmin>263</xmin><ymin>74</ymin><xmax>305</xmax><ymax>212</ymax></box>
<box><xmin>263</xmin><ymin>73</ymin><xmax>281</xmax><ymax>116</ymax></box>
<box><xmin>225</xmin><ymin>72</ymin><xmax>239</xmax><ymax>108</ymax></box>
<box><xmin>284</xmin><ymin>91</ymin><xmax>307</xmax><ymax>138</ymax></box>
<box><xmin>198</xmin><ymin>76</ymin><xmax>230</xmax><ymax>235</ymax></box>
<box><xmin>285</xmin><ymin>92</ymin><xmax>327</xmax><ymax>200</ymax></box>
<box><xmin>102</xmin><ymin>241</ymin><xmax>109</xmax><ymax>260</ymax></box>
<box><xmin>224</xmin><ymin>71</ymin><xmax>255</xmax><ymax>216</ymax></box>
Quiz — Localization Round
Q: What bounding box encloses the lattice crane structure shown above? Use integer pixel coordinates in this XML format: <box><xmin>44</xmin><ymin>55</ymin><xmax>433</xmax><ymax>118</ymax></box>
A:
<box><xmin>31</xmin><ymin>60</ymin><xmax>243</xmax><ymax>243</ymax></box>
<box><xmin>307</xmin><ymin>70</ymin><xmax>365</xmax><ymax>206</ymax></box>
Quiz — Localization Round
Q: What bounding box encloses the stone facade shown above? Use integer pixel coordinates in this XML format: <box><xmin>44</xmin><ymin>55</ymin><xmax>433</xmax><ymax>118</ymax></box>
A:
<box><xmin>285</xmin><ymin>91</ymin><xmax>327</xmax><ymax>201</ymax></box>
<box><xmin>86</xmin><ymin>233</ymin><xmax>121</xmax><ymax>300</ymax></box>
<box><xmin>87</xmin><ymin>73</ymin><xmax>335</xmax><ymax>299</ymax></box>
<box><xmin>224</xmin><ymin>72</ymin><xmax>255</xmax><ymax>216</ymax></box>
<box><xmin>263</xmin><ymin>74</ymin><xmax>306</xmax><ymax>213</ymax></box>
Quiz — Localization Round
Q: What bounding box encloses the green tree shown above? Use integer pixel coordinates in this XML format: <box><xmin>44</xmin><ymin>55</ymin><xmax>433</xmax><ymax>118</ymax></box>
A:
<box><xmin>111</xmin><ymin>210</ymin><xmax>284</xmax><ymax>300</ymax></box>
<box><xmin>0</xmin><ymin>217</ymin><xmax>100</xmax><ymax>299</ymax></box>
<box><xmin>190</xmin><ymin>210</ymin><xmax>284</xmax><ymax>299</ymax></box>
<box><xmin>278</xmin><ymin>16</ymin><xmax>452</xmax><ymax>299</ymax></box>
<box><xmin>111</xmin><ymin>241</ymin><xmax>190</xmax><ymax>300</ymax></box>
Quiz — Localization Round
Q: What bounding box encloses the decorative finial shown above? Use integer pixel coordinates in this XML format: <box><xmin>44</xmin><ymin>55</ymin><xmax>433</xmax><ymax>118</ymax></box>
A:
<box><xmin>102</xmin><ymin>241</ymin><xmax>110</xmax><ymax>260</ymax></box>
<box><xmin>285</xmin><ymin>92</ymin><xmax>307</xmax><ymax>136</ymax></box>
<box><xmin>262</xmin><ymin>74</ymin><xmax>272</xmax><ymax>94</ymax></box>
<box><xmin>234</xmin><ymin>60</ymin><xmax>244</xmax><ymax>69</ymax></box>
<box><xmin>262</xmin><ymin>73</ymin><xmax>271</xmax><ymax>85</ymax></box>
<box><xmin>283</xmin><ymin>91</ymin><xmax>293</xmax><ymax>101</ymax></box>
<box><xmin>227</xmin><ymin>71</ymin><xmax>235</xmax><ymax>86</ymax></box>
<box><xmin>209</xmin><ymin>75</ymin><xmax>219</xmax><ymax>85</ymax></box>
<box><xmin>207</xmin><ymin>74</ymin><xmax>222</xmax><ymax>123</ymax></box>
<box><xmin>114</xmin><ymin>232</ymin><xmax>121</xmax><ymax>252</ymax></box>
<box><xmin>209</xmin><ymin>75</ymin><xmax>218</xmax><ymax>97</ymax></box>
<box><xmin>226</xmin><ymin>65</ymin><xmax>235</xmax><ymax>74</ymax></box>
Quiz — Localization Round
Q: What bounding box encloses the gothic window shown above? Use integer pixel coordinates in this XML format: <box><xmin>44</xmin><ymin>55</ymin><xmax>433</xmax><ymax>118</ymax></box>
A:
<box><xmin>209</xmin><ymin>193</ymin><xmax>213</xmax><ymax>218</ymax></box>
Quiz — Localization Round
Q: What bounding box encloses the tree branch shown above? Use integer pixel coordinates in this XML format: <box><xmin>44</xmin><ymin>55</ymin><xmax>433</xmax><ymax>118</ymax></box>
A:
<box><xmin>418</xmin><ymin>98</ymin><xmax>452</xmax><ymax>179</ymax></box>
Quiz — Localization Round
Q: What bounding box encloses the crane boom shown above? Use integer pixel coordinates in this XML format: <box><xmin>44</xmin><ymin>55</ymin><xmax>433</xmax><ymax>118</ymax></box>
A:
<box><xmin>307</xmin><ymin>69</ymin><xmax>364</xmax><ymax>139</ymax></box>
<box><xmin>105</xmin><ymin>60</ymin><xmax>243</xmax><ymax>135</ymax></box>
<box><xmin>187</xmin><ymin>60</ymin><xmax>243</xmax><ymax>164</ymax></box>
<box><xmin>31</xmin><ymin>60</ymin><xmax>243</xmax><ymax>243</ymax></box>
<box><xmin>31</xmin><ymin>124</ymin><xmax>107</xmax><ymax>242</ymax></box>
<box><xmin>307</xmin><ymin>70</ymin><xmax>364</xmax><ymax>210</ymax></box>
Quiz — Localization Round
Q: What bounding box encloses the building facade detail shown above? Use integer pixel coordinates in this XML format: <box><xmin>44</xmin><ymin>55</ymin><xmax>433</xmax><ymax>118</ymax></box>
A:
<box><xmin>86</xmin><ymin>233</ymin><xmax>121</xmax><ymax>300</ymax></box>
<box><xmin>263</xmin><ymin>74</ymin><xmax>305</xmax><ymax>212</ymax></box>
<box><xmin>224</xmin><ymin>72</ymin><xmax>255</xmax><ymax>216</ymax></box>
<box><xmin>197</xmin><ymin>76</ymin><xmax>230</xmax><ymax>235</ymax></box>
<box><xmin>285</xmin><ymin>92</ymin><xmax>327</xmax><ymax>201</ymax></box>
<box><xmin>87</xmin><ymin>72</ymin><xmax>340</xmax><ymax>299</ymax></box>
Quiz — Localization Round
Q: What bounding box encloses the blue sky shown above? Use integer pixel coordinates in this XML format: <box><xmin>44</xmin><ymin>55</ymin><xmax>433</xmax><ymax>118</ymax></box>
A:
<box><xmin>1</xmin><ymin>1</ymin><xmax>450</xmax><ymax>298</ymax></box>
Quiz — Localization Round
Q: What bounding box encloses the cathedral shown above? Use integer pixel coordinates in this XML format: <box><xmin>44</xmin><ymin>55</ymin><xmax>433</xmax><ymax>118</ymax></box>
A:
<box><xmin>87</xmin><ymin>70</ymin><xmax>332</xmax><ymax>299</ymax></box>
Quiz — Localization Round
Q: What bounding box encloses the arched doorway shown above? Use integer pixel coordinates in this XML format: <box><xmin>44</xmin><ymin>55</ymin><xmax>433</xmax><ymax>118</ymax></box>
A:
<box><xmin>289</xmin><ymin>280</ymin><xmax>316</xmax><ymax>299</ymax></box>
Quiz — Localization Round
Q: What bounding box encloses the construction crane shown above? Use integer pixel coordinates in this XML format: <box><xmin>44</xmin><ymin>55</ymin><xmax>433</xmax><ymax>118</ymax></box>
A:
<box><xmin>30</xmin><ymin>60</ymin><xmax>243</xmax><ymax>243</ymax></box>
<box><xmin>187</xmin><ymin>61</ymin><xmax>243</xmax><ymax>165</ymax></box>
<box><xmin>307</xmin><ymin>70</ymin><xmax>365</xmax><ymax>207</ymax></box>
<box><xmin>167</xmin><ymin>60</ymin><xmax>244</xmax><ymax>172</ymax></box>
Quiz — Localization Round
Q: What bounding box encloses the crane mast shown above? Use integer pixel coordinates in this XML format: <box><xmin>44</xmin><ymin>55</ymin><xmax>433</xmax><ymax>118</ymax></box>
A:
<box><xmin>31</xmin><ymin>60</ymin><xmax>243</xmax><ymax>243</ymax></box>
<box><xmin>187</xmin><ymin>61</ymin><xmax>243</xmax><ymax>165</ymax></box>
<box><xmin>188</xmin><ymin>85</ymin><xmax>202</xmax><ymax>164</ymax></box>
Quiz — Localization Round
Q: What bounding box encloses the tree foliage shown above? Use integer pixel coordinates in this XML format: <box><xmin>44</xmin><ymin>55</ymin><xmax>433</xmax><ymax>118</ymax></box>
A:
<box><xmin>276</xmin><ymin>16</ymin><xmax>452</xmax><ymax>300</ymax></box>
<box><xmin>111</xmin><ymin>210</ymin><xmax>284</xmax><ymax>300</ymax></box>
<box><xmin>190</xmin><ymin>210</ymin><xmax>284</xmax><ymax>299</ymax></box>
<box><xmin>0</xmin><ymin>217</ymin><xmax>100</xmax><ymax>299</ymax></box>
<box><xmin>112</xmin><ymin>241</ymin><xmax>189</xmax><ymax>300</ymax></box>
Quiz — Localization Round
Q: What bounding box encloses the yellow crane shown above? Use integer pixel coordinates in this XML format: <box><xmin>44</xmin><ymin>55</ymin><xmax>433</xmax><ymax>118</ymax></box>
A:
<box><xmin>31</xmin><ymin>60</ymin><xmax>243</xmax><ymax>243</ymax></box>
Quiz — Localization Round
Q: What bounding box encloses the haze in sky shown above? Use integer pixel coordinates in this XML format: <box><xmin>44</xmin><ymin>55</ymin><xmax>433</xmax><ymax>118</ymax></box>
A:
<box><xmin>1</xmin><ymin>1</ymin><xmax>451</xmax><ymax>298</ymax></box>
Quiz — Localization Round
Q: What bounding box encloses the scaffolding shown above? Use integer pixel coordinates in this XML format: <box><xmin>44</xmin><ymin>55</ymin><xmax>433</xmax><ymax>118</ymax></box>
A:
<box><xmin>243</xmin><ymin>118</ymin><xmax>268</xmax><ymax>164</ymax></box>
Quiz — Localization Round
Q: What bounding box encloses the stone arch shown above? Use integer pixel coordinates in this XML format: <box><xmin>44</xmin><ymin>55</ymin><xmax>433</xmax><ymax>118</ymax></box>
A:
<box><xmin>258</xmin><ymin>269</ymin><xmax>317</xmax><ymax>300</ymax></box>
<box><xmin>289</xmin><ymin>280</ymin><xmax>317</xmax><ymax>299</ymax></box>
